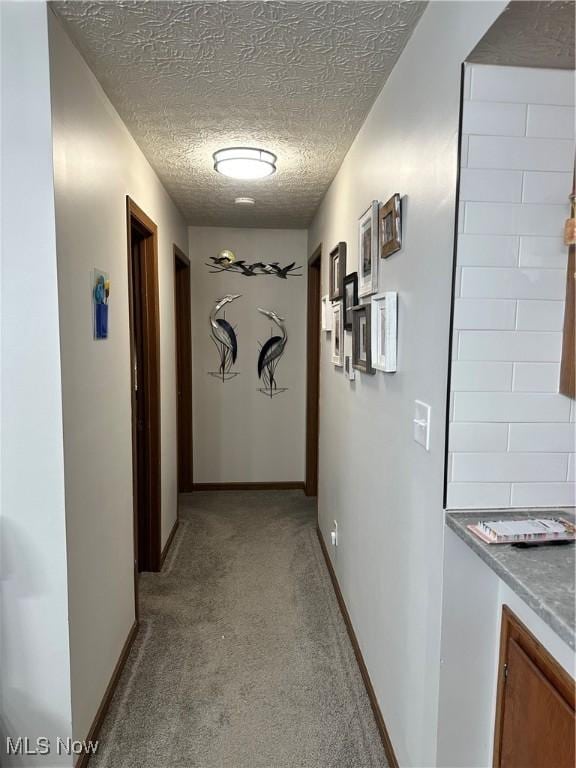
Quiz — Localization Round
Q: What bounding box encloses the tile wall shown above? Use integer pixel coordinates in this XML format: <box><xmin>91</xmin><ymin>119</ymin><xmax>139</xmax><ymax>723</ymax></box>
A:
<box><xmin>447</xmin><ymin>64</ymin><xmax>575</xmax><ymax>509</ymax></box>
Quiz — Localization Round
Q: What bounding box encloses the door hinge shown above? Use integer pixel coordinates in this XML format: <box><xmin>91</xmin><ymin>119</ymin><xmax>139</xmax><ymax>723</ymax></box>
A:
<box><xmin>503</xmin><ymin>662</ymin><xmax>508</xmax><ymax>681</ymax></box>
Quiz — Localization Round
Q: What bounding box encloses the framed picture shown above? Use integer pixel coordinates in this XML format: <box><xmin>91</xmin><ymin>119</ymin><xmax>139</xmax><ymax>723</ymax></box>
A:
<box><xmin>92</xmin><ymin>268</ymin><xmax>110</xmax><ymax>340</ymax></box>
<box><xmin>342</xmin><ymin>272</ymin><xmax>358</xmax><ymax>332</ymax></box>
<box><xmin>329</xmin><ymin>242</ymin><xmax>346</xmax><ymax>301</ymax></box>
<box><xmin>351</xmin><ymin>303</ymin><xmax>374</xmax><ymax>374</ymax></box>
<box><xmin>321</xmin><ymin>295</ymin><xmax>333</xmax><ymax>332</ymax></box>
<box><xmin>358</xmin><ymin>201</ymin><xmax>379</xmax><ymax>297</ymax></box>
<box><xmin>379</xmin><ymin>194</ymin><xmax>402</xmax><ymax>259</ymax></box>
<box><xmin>344</xmin><ymin>354</ymin><xmax>356</xmax><ymax>381</ymax></box>
<box><xmin>371</xmin><ymin>292</ymin><xmax>397</xmax><ymax>372</ymax></box>
<box><xmin>331</xmin><ymin>301</ymin><xmax>343</xmax><ymax>367</ymax></box>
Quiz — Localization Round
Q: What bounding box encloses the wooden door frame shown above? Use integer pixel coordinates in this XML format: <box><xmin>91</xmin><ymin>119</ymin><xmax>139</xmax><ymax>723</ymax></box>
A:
<box><xmin>305</xmin><ymin>244</ymin><xmax>322</xmax><ymax>497</ymax></box>
<box><xmin>174</xmin><ymin>244</ymin><xmax>193</xmax><ymax>492</ymax></box>
<box><xmin>126</xmin><ymin>196</ymin><xmax>162</xmax><ymax>591</ymax></box>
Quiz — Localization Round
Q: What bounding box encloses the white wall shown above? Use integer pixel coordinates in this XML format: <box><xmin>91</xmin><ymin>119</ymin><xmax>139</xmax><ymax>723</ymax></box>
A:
<box><xmin>189</xmin><ymin>227</ymin><xmax>307</xmax><ymax>484</ymax></box>
<box><xmin>1</xmin><ymin>3</ymin><xmax>73</xmax><ymax>765</ymax></box>
<box><xmin>448</xmin><ymin>63</ymin><xmax>576</xmax><ymax>509</ymax></box>
<box><xmin>48</xmin><ymin>11</ymin><xmax>188</xmax><ymax>744</ymax></box>
<box><xmin>307</xmin><ymin>3</ymin><xmax>507</xmax><ymax>765</ymax></box>
<box><xmin>437</xmin><ymin>527</ymin><xmax>574</xmax><ymax>767</ymax></box>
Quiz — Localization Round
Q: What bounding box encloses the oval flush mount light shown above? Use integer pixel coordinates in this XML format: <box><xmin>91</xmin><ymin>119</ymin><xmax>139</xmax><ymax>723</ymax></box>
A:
<box><xmin>213</xmin><ymin>147</ymin><xmax>276</xmax><ymax>180</ymax></box>
<box><xmin>235</xmin><ymin>197</ymin><xmax>255</xmax><ymax>205</ymax></box>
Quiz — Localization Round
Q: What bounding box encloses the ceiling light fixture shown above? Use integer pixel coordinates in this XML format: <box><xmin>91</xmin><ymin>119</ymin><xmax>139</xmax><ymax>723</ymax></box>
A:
<box><xmin>235</xmin><ymin>197</ymin><xmax>255</xmax><ymax>205</ymax></box>
<box><xmin>213</xmin><ymin>147</ymin><xmax>276</xmax><ymax>180</ymax></box>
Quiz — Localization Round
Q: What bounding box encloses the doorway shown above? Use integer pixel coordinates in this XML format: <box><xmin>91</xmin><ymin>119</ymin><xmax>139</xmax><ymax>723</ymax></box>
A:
<box><xmin>305</xmin><ymin>245</ymin><xmax>322</xmax><ymax>497</ymax></box>
<box><xmin>126</xmin><ymin>197</ymin><xmax>161</xmax><ymax>582</ymax></box>
<box><xmin>174</xmin><ymin>245</ymin><xmax>193</xmax><ymax>492</ymax></box>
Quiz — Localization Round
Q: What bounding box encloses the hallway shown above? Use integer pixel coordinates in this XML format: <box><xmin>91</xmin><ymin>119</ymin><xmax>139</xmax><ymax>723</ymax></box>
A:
<box><xmin>92</xmin><ymin>492</ymin><xmax>386</xmax><ymax>768</ymax></box>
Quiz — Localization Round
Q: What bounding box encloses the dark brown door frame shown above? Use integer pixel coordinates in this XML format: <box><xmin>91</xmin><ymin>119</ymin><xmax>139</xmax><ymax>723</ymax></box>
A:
<box><xmin>305</xmin><ymin>244</ymin><xmax>322</xmax><ymax>497</ymax></box>
<box><xmin>126</xmin><ymin>196</ymin><xmax>162</xmax><ymax>592</ymax></box>
<box><xmin>174</xmin><ymin>245</ymin><xmax>193</xmax><ymax>492</ymax></box>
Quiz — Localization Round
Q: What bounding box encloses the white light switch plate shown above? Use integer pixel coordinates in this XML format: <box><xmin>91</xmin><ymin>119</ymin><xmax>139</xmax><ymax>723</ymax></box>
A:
<box><xmin>413</xmin><ymin>400</ymin><xmax>431</xmax><ymax>450</ymax></box>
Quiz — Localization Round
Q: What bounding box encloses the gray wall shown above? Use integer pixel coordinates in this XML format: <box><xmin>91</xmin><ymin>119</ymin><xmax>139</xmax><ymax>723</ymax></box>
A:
<box><xmin>307</xmin><ymin>3</ymin><xmax>507</xmax><ymax>765</ymax></box>
<box><xmin>1</xmin><ymin>3</ymin><xmax>73</xmax><ymax>765</ymax></box>
<box><xmin>189</xmin><ymin>227</ymin><xmax>307</xmax><ymax>484</ymax></box>
<box><xmin>49</xmin><ymin>11</ymin><xmax>188</xmax><ymax>744</ymax></box>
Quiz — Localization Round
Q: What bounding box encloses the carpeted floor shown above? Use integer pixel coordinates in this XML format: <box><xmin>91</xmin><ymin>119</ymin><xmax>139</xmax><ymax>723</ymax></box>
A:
<box><xmin>91</xmin><ymin>491</ymin><xmax>388</xmax><ymax>768</ymax></box>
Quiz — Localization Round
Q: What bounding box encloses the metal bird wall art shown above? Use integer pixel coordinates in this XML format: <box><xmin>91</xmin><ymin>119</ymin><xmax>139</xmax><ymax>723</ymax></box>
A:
<box><xmin>206</xmin><ymin>255</ymin><xmax>302</xmax><ymax>279</ymax></box>
<box><xmin>209</xmin><ymin>294</ymin><xmax>241</xmax><ymax>382</ymax></box>
<box><xmin>257</xmin><ymin>307</ymin><xmax>288</xmax><ymax>398</ymax></box>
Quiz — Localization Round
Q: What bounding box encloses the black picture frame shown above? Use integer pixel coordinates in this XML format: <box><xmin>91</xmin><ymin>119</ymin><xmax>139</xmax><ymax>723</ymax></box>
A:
<box><xmin>351</xmin><ymin>303</ymin><xmax>374</xmax><ymax>374</ymax></box>
<box><xmin>329</xmin><ymin>242</ymin><xmax>347</xmax><ymax>301</ymax></box>
<box><xmin>342</xmin><ymin>272</ymin><xmax>358</xmax><ymax>332</ymax></box>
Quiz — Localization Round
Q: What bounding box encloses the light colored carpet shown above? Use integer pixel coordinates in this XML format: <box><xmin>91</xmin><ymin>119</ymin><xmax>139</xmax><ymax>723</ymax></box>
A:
<box><xmin>91</xmin><ymin>490</ymin><xmax>388</xmax><ymax>768</ymax></box>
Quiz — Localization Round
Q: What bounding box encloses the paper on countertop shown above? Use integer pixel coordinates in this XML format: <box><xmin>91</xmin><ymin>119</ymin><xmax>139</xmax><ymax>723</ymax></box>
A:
<box><xmin>485</xmin><ymin>519</ymin><xmax>567</xmax><ymax>537</ymax></box>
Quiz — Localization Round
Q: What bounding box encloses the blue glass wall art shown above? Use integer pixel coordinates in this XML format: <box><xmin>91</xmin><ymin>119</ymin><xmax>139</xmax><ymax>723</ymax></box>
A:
<box><xmin>93</xmin><ymin>268</ymin><xmax>110</xmax><ymax>340</ymax></box>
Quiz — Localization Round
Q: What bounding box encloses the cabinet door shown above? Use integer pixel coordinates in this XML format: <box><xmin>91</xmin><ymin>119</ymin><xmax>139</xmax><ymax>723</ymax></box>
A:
<box><xmin>500</xmin><ymin>638</ymin><xmax>574</xmax><ymax>768</ymax></box>
<box><xmin>494</xmin><ymin>607</ymin><xmax>575</xmax><ymax>768</ymax></box>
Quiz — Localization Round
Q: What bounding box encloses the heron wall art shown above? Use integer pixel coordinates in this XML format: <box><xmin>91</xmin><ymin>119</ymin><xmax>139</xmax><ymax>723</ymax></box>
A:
<box><xmin>257</xmin><ymin>307</ymin><xmax>288</xmax><ymax>398</ymax></box>
<box><xmin>209</xmin><ymin>294</ymin><xmax>240</xmax><ymax>382</ymax></box>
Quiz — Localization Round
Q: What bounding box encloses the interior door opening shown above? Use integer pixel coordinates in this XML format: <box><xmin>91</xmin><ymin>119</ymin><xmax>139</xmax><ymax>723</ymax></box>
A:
<box><xmin>305</xmin><ymin>245</ymin><xmax>322</xmax><ymax>497</ymax></box>
<box><xmin>174</xmin><ymin>245</ymin><xmax>193</xmax><ymax>493</ymax></box>
<box><xmin>127</xmin><ymin>197</ymin><xmax>161</xmax><ymax>589</ymax></box>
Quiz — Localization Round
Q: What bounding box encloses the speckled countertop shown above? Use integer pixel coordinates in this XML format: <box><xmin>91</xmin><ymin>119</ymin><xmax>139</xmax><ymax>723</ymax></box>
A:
<box><xmin>445</xmin><ymin>509</ymin><xmax>575</xmax><ymax>650</ymax></box>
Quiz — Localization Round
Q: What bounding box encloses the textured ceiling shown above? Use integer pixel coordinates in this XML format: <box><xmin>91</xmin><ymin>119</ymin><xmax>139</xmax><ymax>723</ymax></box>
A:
<box><xmin>51</xmin><ymin>1</ymin><xmax>426</xmax><ymax>228</ymax></box>
<box><xmin>468</xmin><ymin>1</ymin><xmax>575</xmax><ymax>70</ymax></box>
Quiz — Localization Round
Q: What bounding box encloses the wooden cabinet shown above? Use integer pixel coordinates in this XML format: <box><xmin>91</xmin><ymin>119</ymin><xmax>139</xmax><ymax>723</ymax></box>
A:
<box><xmin>494</xmin><ymin>606</ymin><xmax>575</xmax><ymax>768</ymax></box>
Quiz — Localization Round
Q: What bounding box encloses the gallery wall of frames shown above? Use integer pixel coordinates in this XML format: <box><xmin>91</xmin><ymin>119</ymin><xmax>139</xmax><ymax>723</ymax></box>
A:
<box><xmin>324</xmin><ymin>193</ymin><xmax>401</xmax><ymax>378</ymax></box>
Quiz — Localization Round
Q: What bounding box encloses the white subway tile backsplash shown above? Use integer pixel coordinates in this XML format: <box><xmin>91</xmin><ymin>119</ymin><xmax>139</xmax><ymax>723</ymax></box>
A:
<box><xmin>522</xmin><ymin>172</ymin><xmax>572</xmax><ymax>205</ymax></box>
<box><xmin>454</xmin><ymin>299</ymin><xmax>516</xmax><ymax>330</ymax></box>
<box><xmin>457</xmin><ymin>234</ymin><xmax>518</xmax><ymax>267</ymax></box>
<box><xmin>508</xmin><ymin>423</ymin><xmax>576</xmax><ymax>452</ymax></box>
<box><xmin>462</xmin><ymin>100</ymin><xmax>526</xmax><ymax>136</ymax></box>
<box><xmin>471</xmin><ymin>66</ymin><xmax>575</xmax><ymax>106</ymax></box>
<box><xmin>460</xmin><ymin>134</ymin><xmax>469</xmax><ymax>168</ymax></box>
<box><xmin>511</xmin><ymin>482</ymin><xmax>576</xmax><ymax>507</ymax></box>
<box><xmin>513</xmin><ymin>363</ymin><xmax>560</xmax><ymax>393</ymax></box>
<box><xmin>451</xmin><ymin>361</ymin><xmax>513</xmax><ymax>392</ymax></box>
<box><xmin>447</xmin><ymin>482</ymin><xmax>511</xmax><ymax>508</ymax></box>
<box><xmin>449</xmin><ymin>423</ymin><xmax>509</xmax><ymax>452</ymax></box>
<box><xmin>448</xmin><ymin>64</ymin><xmax>574</xmax><ymax>511</ymax></box>
<box><xmin>453</xmin><ymin>392</ymin><xmax>570</xmax><ymax>422</ymax></box>
<box><xmin>460</xmin><ymin>169</ymin><xmax>522</xmax><ymax>202</ymax></box>
<box><xmin>459</xmin><ymin>330</ymin><xmax>561</xmax><ymax>362</ymax></box>
<box><xmin>519</xmin><ymin>236</ymin><xmax>568</xmax><ymax>269</ymax></box>
<box><xmin>526</xmin><ymin>105</ymin><xmax>576</xmax><ymax>139</ymax></box>
<box><xmin>464</xmin><ymin>202</ymin><xmax>565</xmax><ymax>236</ymax></box>
<box><xmin>452</xmin><ymin>452</ymin><xmax>568</xmax><ymax>482</ymax></box>
<box><xmin>460</xmin><ymin>267</ymin><xmax>565</xmax><ymax>300</ymax></box>
<box><xmin>516</xmin><ymin>300</ymin><xmax>565</xmax><ymax>331</ymax></box>
<box><xmin>468</xmin><ymin>135</ymin><xmax>574</xmax><ymax>173</ymax></box>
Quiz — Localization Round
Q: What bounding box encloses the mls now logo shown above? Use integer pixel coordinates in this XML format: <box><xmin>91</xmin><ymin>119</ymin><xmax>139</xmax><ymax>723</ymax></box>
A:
<box><xmin>6</xmin><ymin>737</ymin><xmax>99</xmax><ymax>756</ymax></box>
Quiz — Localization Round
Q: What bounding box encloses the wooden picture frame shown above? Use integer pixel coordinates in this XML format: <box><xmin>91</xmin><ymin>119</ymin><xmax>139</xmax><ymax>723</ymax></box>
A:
<box><xmin>371</xmin><ymin>292</ymin><xmax>397</xmax><ymax>372</ymax></box>
<box><xmin>329</xmin><ymin>242</ymin><xmax>346</xmax><ymax>301</ymax></box>
<box><xmin>351</xmin><ymin>303</ymin><xmax>374</xmax><ymax>374</ymax></box>
<box><xmin>342</xmin><ymin>272</ymin><xmax>358</xmax><ymax>332</ymax></box>
<box><xmin>331</xmin><ymin>301</ymin><xmax>343</xmax><ymax>367</ymax></box>
<box><xmin>379</xmin><ymin>193</ymin><xmax>402</xmax><ymax>259</ymax></box>
<box><xmin>358</xmin><ymin>201</ymin><xmax>379</xmax><ymax>297</ymax></box>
